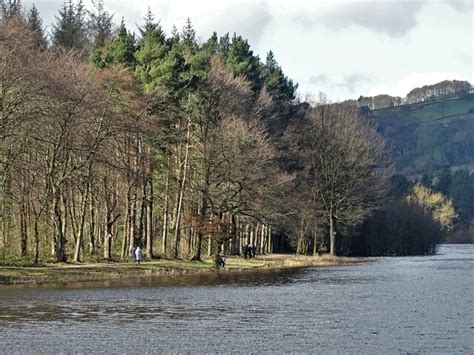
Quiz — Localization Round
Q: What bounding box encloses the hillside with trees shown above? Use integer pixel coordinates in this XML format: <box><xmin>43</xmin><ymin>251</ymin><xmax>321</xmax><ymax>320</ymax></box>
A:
<box><xmin>368</xmin><ymin>95</ymin><xmax>474</xmax><ymax>176</ymax></box>
<box><xmin>363</xmin><ymin>91</ymin><xmax>474</xmax><ymax>244</ymax></box>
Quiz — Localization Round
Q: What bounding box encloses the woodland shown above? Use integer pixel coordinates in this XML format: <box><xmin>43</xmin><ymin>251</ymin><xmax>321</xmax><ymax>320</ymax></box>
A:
<box><xmin>0</xmin><ymin>0</ymin><xmax>461</xmax><ymax>265</ymax></box>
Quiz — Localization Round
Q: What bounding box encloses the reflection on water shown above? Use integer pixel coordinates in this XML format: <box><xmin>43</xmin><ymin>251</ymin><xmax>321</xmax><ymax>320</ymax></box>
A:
<box><xmin>0</xmin><ymin>245</ymin><xmax>473</xmax><ymax>354</ymax></box>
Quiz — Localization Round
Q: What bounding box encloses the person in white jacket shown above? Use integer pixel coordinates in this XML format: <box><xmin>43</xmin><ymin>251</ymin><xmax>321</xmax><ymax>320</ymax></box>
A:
<box><xmin>134</xmin><ymin>246</ymin><xmax>142</xmax><ymax>264</ymax></box>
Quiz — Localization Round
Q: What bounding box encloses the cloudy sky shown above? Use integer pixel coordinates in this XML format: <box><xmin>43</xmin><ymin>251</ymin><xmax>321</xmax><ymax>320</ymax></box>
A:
<box><xmin>24</xmin><ymin>0</ymin><xmax>473</xmax><ymax>100</ymax></box>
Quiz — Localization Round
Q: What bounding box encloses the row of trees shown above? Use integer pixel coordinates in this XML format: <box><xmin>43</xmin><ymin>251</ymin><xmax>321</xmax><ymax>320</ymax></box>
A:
<box><xmin>1</xmin><ymin>14</ymin><xmax>287</xmax><ymax>263</ymax></box>
<box><xmin>357</xmin><ymin>80</ymin><xmax>472</xmax><ymax>110</ymax></box>
<box><xmin>406</xmin><ymin>80</ymin><xmax>472</xmax><ymax>104</ymax></box>
<box><xmin>1</xmin><ymin>0</ymin><xmax>113</xmax><ymax>51</ymax></box>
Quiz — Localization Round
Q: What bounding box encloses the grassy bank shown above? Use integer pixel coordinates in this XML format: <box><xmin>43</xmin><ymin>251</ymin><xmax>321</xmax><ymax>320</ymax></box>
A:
<box><xmin>0</xmin><ymin>254</ymin><xmax>366</xmax><ymax>286</ymax></box>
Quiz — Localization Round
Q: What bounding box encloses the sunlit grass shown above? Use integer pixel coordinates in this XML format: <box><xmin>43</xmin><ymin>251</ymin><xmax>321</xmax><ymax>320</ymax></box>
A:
<box><xmin>0</xmin><ymin>254</ymin><xmax>366</xmax><ymax>285</ymax></box>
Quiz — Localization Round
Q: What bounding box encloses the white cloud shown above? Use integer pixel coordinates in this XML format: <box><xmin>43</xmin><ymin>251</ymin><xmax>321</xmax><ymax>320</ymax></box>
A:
<box><xmin>292</xmin><ymin>0</ymin><xmax>428</xmax><ymax>37</ymax></box>
<box><xmin>309</xmin><ymin>73</ymin><xmax>373</xmax><ymax>93</ymax></box>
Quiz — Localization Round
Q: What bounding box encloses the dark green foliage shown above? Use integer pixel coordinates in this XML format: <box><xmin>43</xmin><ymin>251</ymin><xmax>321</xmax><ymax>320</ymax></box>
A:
<box><xmin>138</xmin><ymin>7</ymin><xmax>166</xmax><ymax>42</ymax></box>
<box><xmin>134</xmin><ymin>9</ymin><xmax>170</xmax><ymax>91</ymax></box>
<box><xmin>181</xmin><ymin>17</ymin><xmax>196</xmax><ymax>46</ymax></box>
<box><xmin>167</xmin><ymin>25</ymin><xmax>180</xmax><ymax>47</ymax></box>
<box><xmin>354</xmin><ymin>201</ymin><xmax>444</xmax><ymax>256</ymax></box>
<box><xmin>202</xmin><ymin>32</ymin><xmax>218</xmax><ymax>55</ymax></box>
<box><xmin>261</xmin><ymin>51</ymin><xmax>297</xmax><ymax>103</ymax></box>
<box><xmin>92</xmin><ymin>19</ymin><xmax>135</xmax><ymax>69</ymax></box>
<box><xmin>52</xmin><ymin>0</ymin><xmax>89</xmax><ymax>50</ymax></box>
<box><xmin>430</xmin><ymin>169</ymin><xmax>474</xmax><ymax>229</ymax></box>
<box><xmin>217</xmin><ymin>33</ymin><xmax>230</xmax><ymax>58</ymax></box>
<box><xmin>434</xmin><ymin>168</ymin><xmax>451</xmax><ymax>195</ymax></box>
<box><xmin>448</xmin><ymin>170</ymin><xmax>474</xmax><ymax>228</ymax></box>
<box><xmin>225</xmin><ymin>34</ymin><xmax>262</xmax><ymax>91</ymax></box>
<box><xmin>420</xmin><ymin>173</ymin><xmax>432</xmax><ymax>188</ymax></box>
<box><xmin>388</xmin><ymin>174</ymin><xmax>411</xmax><ymax>198</ymax></box>
<box><xmin>88</xmin><ymin>0</ymin><xmax>113</xmax><ymax>48</ymax></box>
<box><xmin>27</xmin><ymin>4</ymin><xmax>48</xmax><ymax>49</ymax></box>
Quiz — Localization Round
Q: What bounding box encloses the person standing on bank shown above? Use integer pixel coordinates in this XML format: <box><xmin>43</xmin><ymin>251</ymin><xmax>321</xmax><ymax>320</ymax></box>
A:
<box><xmin>135</xmin><ymin>246</ymin><xmax>142</xmax><ymax>264</ymax></box>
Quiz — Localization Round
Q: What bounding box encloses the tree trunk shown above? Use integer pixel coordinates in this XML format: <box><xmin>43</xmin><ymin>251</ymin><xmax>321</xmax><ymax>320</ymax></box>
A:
<box><xmin>104</xmin><ymin>211</ymin><xmax>119</xmax><ymax>260</ymax></box>
<box><xmin>19</xmin><ymin>199</ymin><xmax>28</xmax><ymax>256</ymax></box>
<box><xmin>146</xmin><ymin>164</ymin><xmax>153</xmax><ymax>259</ymax></box>
<box><xmin>173</xmin><ymin>119</ymin><xmax>191</xmax><ymax>259</ymax></box>
<box><xmin>329</xmin><ymin>214</ymin><xmax>336</xmax><ymax>256</ymax></box>
<box><xmin>89</xmin><ymin>193</ymin><xmax>96</xmax><ymax>255</ymax></box>
<box><xmin>161</xmin><ymin>157</ymin><xmax>170</xmax><ymax>255</ymax></box>
<box><xmin>53</xmin><ymin>190</ymin><xmax>67</xmax><ymax>262</ymax></box>
<box><xmin>129</xmin><ymin>191</ymin><xmax>136</xmax><ymax>252</ymax></box>
<box><xmin>73</xmin><ymin>180</ymin><xmax>90</xmax><ymax>262</ymax></box>
<box><xmin>207</xmin><ymin>237</ymin><xmax>212</xmax><ymax>257</ymax></box>
<box><xmin>268</xmin><ymin>227</ymin><xmax>273</xmax><ymax>254</ymax></box>
<box><xmin>191</xmin><ymin>197</ymin><xmax>208</xmax><ymax>261</ymax></box>
<box><xmin>33</xmin><ymin>218</ymin><xmax>40</xmax><ymax>264</ymax></box>
<box><xmin>313</xmin><ymin>223</ymin><xmax>318</xmax><ymax>256</ymax></box>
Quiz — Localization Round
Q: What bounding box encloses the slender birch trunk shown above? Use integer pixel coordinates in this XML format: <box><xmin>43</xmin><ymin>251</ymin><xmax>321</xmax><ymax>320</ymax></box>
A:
<box><xmin>173</xmin><ymin>119</ymin><xmax>191</xmax><ymax>259</ymax></box>
<box><xmin>146</xmin><ymin>162</ymin><xmax>153</xmax><ymax>259</ymax></box>
<box><xmin>161</xmin><ymin>157</ymin><xmax>170</xmax><ymax>254</ymax></box>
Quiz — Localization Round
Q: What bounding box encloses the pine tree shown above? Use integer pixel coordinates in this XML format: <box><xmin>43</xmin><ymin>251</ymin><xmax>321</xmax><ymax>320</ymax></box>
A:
<box><xmin>225</xmin><ymin>34</ymin><xmax>262</xmax><ymax>91</ymax></box>
<box><xmin>52</xmin><ymin>0</ymin><xmax>89</xmax><ymax>51</ymax></box>
<box><xmin>102</xmin><ymin>19</ymin><xmax>136</xmax><ymax>67</ymax></box>
<box><xmin>138</xmin><ymin>7</ymin><xmax>166</xmax><ymax>42</ymax></box>
<box><xmin>261</xmin><ymin>50</ymin><xmax>297</xmax><ymax>103</ymax></box>
<box><xmin>74</xmin><ymin>0</ymin><xmax>88</xmax><ymax>48</ymax></box>
<box><xmin>181</xmin><ymin>17</ymin><xmax>196</xmax><ymax>44</ymax></box>
<box><xmin>218</xmin><ymin>33</ymin><xmax>230</xmax><ymax>58</ymax></box>
<box><xmin>202</xmin><ymin>32</ymin><xmax>218</xmax><ymax>55</ymax></box>
<box><xmin>27</xmin><ymin>4</ymin><xmax>48</xmax><ymax>49</ymax></box>
<box><xmin>89</xmin><ymin>0</ymin><xmax>113</xmax><ymax>48</ymax></box>
<box><xmin>135</xmin><ymin>8</ymin><xmax>169</xmax><ymax>90</ymax></box>
<box><xmin>167</xmin><ymin>25</ymin><xmax>180</xmax><ymax>47</ymax></box>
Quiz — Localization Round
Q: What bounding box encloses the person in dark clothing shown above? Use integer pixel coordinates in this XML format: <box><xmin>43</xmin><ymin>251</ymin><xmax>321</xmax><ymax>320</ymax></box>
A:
<box><xmin>215</xmin><ymin>254</ymin><xmax>226</xmax><ymax>268</ymax></box>
<box><xmin>252</xmin><ymin>245</ymin><xmax>257</xmax><ymax>258</ymax></box>
<box><xmin>243</xmin><ymin>244</ymin><xmax>249</xmax><ymax>259</ymax></box>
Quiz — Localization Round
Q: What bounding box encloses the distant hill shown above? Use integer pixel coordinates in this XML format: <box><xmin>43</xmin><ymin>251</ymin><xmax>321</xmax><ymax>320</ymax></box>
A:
<box><xmin>367</xmin><ymin>94</ymin><xmax>474</xmax><ymax>177</ymax></box>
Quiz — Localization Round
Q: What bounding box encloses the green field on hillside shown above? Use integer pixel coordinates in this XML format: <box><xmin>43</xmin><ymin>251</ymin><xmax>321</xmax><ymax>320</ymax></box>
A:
<box><xmin>369</xmin><ymin>96</ymin><xmax>474</xmax><ymax>176</ymax></box>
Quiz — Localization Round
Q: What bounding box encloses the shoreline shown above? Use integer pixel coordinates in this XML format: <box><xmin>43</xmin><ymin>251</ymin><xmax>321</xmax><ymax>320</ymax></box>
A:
<box><xmin>0</xmin><ymin>254</ymin><xmax>368</xmax><ymax>286</ymax></box>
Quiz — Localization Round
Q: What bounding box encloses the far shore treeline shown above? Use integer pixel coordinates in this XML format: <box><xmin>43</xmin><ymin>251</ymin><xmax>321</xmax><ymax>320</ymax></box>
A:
<box><xmin>0</xmin><ymin>0</ymin><xmax>463</xmax><ymax>265</ymax></box>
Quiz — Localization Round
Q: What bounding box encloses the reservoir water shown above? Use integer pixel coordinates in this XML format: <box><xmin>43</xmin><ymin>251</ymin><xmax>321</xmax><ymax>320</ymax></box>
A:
<box><xmin>0</xmin><ymin>244</ymin><xmax>472</xmax><ymax>354</ymax></box>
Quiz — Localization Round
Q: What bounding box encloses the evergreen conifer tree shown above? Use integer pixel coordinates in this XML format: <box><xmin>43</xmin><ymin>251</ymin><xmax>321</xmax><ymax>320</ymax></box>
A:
<box><xmin>101</xmin><ymin>19</ymin><xmax>136</xmax><ymax>67</ymax></box>
<box><xmin>225</xmin><ymin>34</ymin><xmax>262</xmax><ymax>91</ymax></box>
<box><xmin>261</xmin><ymin>50</ymin><xmax>297</xmax><ymax>103</ymax></box>
<box><xmin>88</xmin><ymin>0</ymin><xmax>113</xmax><ymax>48</ymax></box>
<box><xmin>52</xmin><ymin>0</ymin><xmax>89</xmax><ymax>51</ymax></box>
<box><xmin>135</xmin><ymin>8</ymin><xmax>169</xmax><ymax>90</ymax></box>
<box><xmin>181</xmin><ymin>17</ymin><xmax>196</xmax><ymax>44</ymax></box>
<box><xmin>167</xmin><ymin>25</ymin><xmax>180</xmax><ymax>47</ymax></box>
<box><xmin>27</xmin><ymin>4</ymin><xmax>48</xmax><ymax>49</ymax></box>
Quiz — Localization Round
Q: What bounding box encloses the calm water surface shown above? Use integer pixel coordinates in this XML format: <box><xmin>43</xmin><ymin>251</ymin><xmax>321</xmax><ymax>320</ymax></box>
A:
<box><xmin>0</xmin><ymin>244</ymin><xmax>472</xmax><ymax>354</ymax></box>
